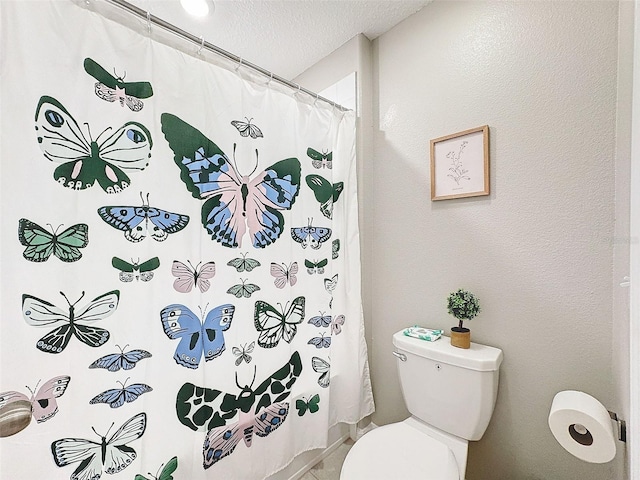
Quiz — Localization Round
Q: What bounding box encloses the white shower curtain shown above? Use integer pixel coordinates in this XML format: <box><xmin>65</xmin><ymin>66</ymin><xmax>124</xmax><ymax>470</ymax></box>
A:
<box><xmin>0</xmin><ymin>1</ymin><xmax>374</xmax><ymax>479</ymax></box>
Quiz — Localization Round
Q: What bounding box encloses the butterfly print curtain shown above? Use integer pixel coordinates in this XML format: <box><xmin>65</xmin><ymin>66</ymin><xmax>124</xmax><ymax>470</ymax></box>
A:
<box><xmin>0</xmin><ymin>2</ymin><xmax>374</xmax><ymax>479</ymax></box>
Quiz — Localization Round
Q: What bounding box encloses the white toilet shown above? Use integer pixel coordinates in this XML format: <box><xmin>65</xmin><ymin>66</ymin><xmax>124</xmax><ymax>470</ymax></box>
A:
<box><xmin>340</xmin><ymin>330</ymin><xmax>503</xmax><ymax>480</ymax></box>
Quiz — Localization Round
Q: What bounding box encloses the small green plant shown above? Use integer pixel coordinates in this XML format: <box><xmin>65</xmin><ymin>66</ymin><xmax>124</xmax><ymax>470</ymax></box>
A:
<box><xmin>447</xmin><ymin>289</ymin><xmax>480</xmax><ymax>330</ymax></box>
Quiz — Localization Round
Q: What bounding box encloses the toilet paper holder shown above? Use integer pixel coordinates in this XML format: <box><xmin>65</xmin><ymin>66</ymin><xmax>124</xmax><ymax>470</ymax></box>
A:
<box><xmin>549</xmin><ymin>391</ymin><xmax>627</xmax><ymax>463</ymax></box>
<box><xmin>608</xmin><ymin>410</ymin><xmax>627</xmax><ymax>443</ymax></box>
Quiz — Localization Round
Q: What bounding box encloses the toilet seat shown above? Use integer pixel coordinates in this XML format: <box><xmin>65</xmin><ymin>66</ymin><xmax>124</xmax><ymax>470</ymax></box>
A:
<box><xmin>340</xmin><ymin>421</ymin><xmax>460</xmax><ymax>480</ymax></box>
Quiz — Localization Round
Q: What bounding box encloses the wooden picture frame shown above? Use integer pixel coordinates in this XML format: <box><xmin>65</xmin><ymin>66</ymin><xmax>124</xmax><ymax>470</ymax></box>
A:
<box><xmin>430</xmin><ymin>125</ymin><xmax>489</xmax><ymax>201</ymax></box>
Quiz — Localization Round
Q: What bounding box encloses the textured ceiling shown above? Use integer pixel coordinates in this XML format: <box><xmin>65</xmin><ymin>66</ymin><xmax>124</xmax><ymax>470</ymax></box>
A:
<box><xmin>126</xmin><ymin>0</ymin><xmax>431</xmax><ymax>79</ymax></box>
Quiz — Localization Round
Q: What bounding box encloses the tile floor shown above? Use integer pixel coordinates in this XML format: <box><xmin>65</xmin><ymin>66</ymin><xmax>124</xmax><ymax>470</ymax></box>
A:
<box><xmin>299</xmin><ymin>439</ymin><xmax>354</xmax><ymax>480</ymax></box>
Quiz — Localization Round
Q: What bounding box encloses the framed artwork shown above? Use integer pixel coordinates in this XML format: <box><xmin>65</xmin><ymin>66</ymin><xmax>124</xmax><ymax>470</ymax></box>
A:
<box><xmin>430</xmin><ymin>125</ymin><xmax>489</xmax><ymax>201</ymax></box>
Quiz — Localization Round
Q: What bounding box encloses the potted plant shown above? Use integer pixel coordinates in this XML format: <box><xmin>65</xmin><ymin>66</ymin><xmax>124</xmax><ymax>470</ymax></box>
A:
<box><xmin>447</xmin><ymin>289</ymin><xmax>480</xmax><ymax>349</ymax></box>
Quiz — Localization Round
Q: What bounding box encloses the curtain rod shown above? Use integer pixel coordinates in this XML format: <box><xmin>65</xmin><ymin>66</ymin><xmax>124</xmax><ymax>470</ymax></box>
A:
<box><xmin>101</xmin><ymin>0</ymin><xmax>349</xmax><ymax>112</ymax></box>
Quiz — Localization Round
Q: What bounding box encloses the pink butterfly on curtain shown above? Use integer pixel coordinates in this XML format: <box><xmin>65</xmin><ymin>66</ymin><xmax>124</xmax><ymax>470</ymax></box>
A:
<box><xmin>0</xmin><ymin>376</ymin><xmax>71</xmax><ymax>437</ymax></box>
<box><xmin>270</xmin><ymin>262</ymin><xmax>298</xmax><ymax>289</ymax></box>
<box><xmin>172</xmin><ymin>260</ymin><xmax>216</xmax><ymax>293</ymax></box>
<box><xmin>161</xmin><ymin>114</ymin><xmax>301</xmax><ymax>249</ymax></box>
<box><xmin>331</xmin><ymin>314</ymin><xmax>345</xmax><ymax>335</ymax></box>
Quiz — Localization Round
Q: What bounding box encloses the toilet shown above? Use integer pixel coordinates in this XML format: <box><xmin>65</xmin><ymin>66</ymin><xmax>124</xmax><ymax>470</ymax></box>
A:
<box><xmin>340</xmin><ymin>330</ymin><xmax>503</xmax><ymax>479</ymax></box>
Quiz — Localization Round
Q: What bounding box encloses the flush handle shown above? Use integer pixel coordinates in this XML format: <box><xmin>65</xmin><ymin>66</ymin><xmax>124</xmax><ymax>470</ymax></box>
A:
<box><xmin>392</xmin><ymin>351</ymin><xmax>407</xmax><ymax>362</ymax></box>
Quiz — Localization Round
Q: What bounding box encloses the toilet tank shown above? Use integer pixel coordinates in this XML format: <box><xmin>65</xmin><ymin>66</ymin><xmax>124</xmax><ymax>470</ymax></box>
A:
<box><xmin>393</xmin><ymin>331</ymin><xmax>503</xmax><ymax>441</ymax></box>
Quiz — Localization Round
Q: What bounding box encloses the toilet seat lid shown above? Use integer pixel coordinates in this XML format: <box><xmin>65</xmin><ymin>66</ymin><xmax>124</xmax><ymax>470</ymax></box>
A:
<box><xmin>340</xmin><ymin>422</ymin><xmax>460</xmax><ymax>480</ymax></box>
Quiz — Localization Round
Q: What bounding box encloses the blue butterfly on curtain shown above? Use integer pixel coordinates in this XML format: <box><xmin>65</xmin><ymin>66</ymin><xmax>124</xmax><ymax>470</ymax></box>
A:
<box><xmin>89</xmin><ymin>378</ymin><xmax>152</xmax><ymax>408</ymax></box>
<box><xmin>161</xmin><ymin>303</ymin><xmax>235</xmax><ymax>369</ymax></box>
<box><xmin>89</xmin><ymin>345</ymin><xmax>152</xmax><ymax>372</ymax></box>
<box><xmin>291</xmin><ymin>218</ymin><xmax>332</xmax><ymax>250</ymax></box>
<box><xmin>308</xmin><ymin>313</ymin><xmax>345</xmax><ymax>336</ymax></box>
<box><xmin>98</xmin><ymin>192</ymin><xmax>189</xmax><ymax>242</ymax></box>
<box><xmin>160</xmin><ymin>113</ymin><xmax>301</xmax><ymax>248</ymax></box>
<box><xmin>175</xmin><ymin>352</ymin><xmax>302</xmax><ymax>467</ymax></box>
<box><xmin>308</xmin><ymin>332</ymin><xmax>331</xmax><ymax>349</ymax></box>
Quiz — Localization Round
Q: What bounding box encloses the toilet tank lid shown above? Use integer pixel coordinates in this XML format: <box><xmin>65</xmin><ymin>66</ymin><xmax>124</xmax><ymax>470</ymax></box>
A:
<box><xmin>393</xmin><ymin>331</ymin><xmax>503</xmax><ymax>371</ymax></box>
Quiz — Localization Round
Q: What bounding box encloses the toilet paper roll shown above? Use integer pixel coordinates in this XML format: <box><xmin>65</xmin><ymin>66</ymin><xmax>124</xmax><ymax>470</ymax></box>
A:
<box><xmin>548</xmin><ymin>390</ymin><xmax>616</xmax><ymax>463</ymax></box>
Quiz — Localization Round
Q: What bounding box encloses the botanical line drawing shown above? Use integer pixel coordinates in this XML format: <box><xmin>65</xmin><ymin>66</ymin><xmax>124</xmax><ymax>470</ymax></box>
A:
<box><xmin>446</xmin><ymin>141</ymin><xmax>470</xmax><ymax>185</ymax></box>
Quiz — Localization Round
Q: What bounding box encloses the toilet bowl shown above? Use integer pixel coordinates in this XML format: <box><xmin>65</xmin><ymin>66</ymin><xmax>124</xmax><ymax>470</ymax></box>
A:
<box><xmin>340</xmin><ymin>330</ymin><xmax>503</xmax><ymax>480</ymax></box>
<box><xmin>340</xmin><ymin>419</ymin><xmax>459</xmax><ymax>479</ymax></box>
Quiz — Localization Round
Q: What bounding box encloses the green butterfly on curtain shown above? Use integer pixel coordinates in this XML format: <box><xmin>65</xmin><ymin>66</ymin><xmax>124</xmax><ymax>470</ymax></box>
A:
<box><xmin>296</xmin><ymin>394</ymin><xmax>320</xmax><ymax>416</ymax></box>
<box><xmin>305</xmin><ymin>258</ymin><xmax>327</xmax><ymax>274</ymax></box>
<box><xmin>227</xmin><ymin>279</ymin><xmax>261</xmax><ymax>299</ymax></box>
<box><xmin>35</xmin><ymin>95</ymin><xmax>152</xmax><ymax>193</ymax></box>
<box><xmin>134</xmin><ymin>456</ymin><xmax>178</xmax><ymax>480</ymax></box>
<box><xmin>112</xmin><ymin>256</ymin><xmax>160</xmax><ymax>282</ymax></box>
<box><xmin>227</xmin><ymin>252</ymin><xmax>261</xmax><ymax>272</ymax></box>
<box><xmin>307</xmin><ymin>147</ymin><xmax>332</xmax><ymax>169</ymax></box>
<box><xmin>84</xmin><ymin>58</ymin><xmax>153</xmax><ymax>112</ymax></box>
<box><xmin>306</xmin><ymin>174</ymin><xmax>344</xmax><ymax>219</ymax></box>
<box><xmin>18</xmin><ymin>218</ymin><xmax>88</xmax><ymax>262</ymax></box>
<box><xmin>254</xmin><ymin>296</ymin><xmax>306</xmax><ymax>348</ymax></box>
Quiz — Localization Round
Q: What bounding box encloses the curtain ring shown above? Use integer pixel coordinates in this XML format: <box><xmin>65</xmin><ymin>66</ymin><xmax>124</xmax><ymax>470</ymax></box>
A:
<box><xmin>267</xmin><ymin>72</ymin><xmax>273</xmax><ymax>86</ymax></box>
<box><xmin>146</xmin><ymin>11</ymin><xmax>151</xmax><ymax>34</ymax></box>
<box><xmin>314</xmin><ymin>93</ymin><xmax>319</xmax><ymax>106</ymax></box>
<box><xmin>235</xmin><ymin>57</ymin><xmax>243</xmax><ymax>72</ymax></box>
<box><xmin>197</xmin><ymin>35</ymin><xmax>205</xmax><ymax>55</ymax></box>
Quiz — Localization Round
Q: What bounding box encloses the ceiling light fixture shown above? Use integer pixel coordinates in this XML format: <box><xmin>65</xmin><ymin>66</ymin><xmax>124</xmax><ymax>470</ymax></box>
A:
<box><xmin>180</xmin><ymin>0</ymin><xmax>212</xmax><ymax>18</ymax></box>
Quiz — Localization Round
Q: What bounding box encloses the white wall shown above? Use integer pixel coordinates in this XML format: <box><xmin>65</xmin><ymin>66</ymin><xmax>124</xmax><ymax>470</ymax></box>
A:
<box><xmin>628</xmin><ymin>1</ymin><xmax>640</xmax><ymax>477</ymax></box>
<box><xmin>298</xmin><ymin>1</ymin><xmax>628</xmax><ymax>479</ymax></box>
<box><xmin>614</xmin><ymin>1</ymin><xmax>634</xmax><ymax>478</ymax></box>
<box><xmin>374</xmin><ymin>2</ymin><xmax>622</xmax><ymax>478</ymax></box>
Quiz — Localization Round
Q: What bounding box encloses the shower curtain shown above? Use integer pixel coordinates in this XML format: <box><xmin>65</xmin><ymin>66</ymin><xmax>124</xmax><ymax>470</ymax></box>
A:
<box><xmin>0</xmin><ymin>1</ymin><xmax>374</xmax><ymax>479</ymax></box>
